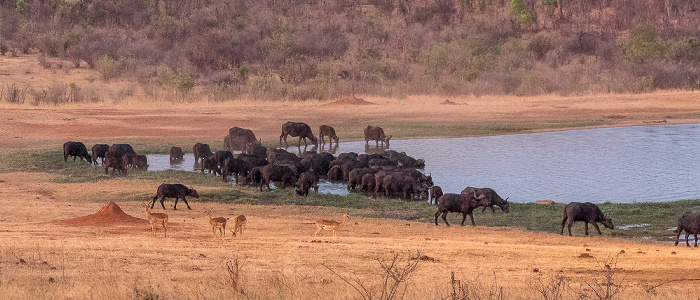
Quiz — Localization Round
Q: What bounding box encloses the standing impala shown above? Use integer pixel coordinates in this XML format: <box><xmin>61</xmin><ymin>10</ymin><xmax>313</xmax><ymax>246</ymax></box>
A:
<box><xmin>145</xmin><ymin>204</ymin><xmax>168</xmax><ymax>237</ymax></box>
<box><xmin>206</xmin><ymin>208</ymin><xmax>227</xmax><ymax>237</ymax></box>
<box><xmin>315</xmin><ymin>214</ymin><xmax>350</xmax><ymax>237</ymax></box>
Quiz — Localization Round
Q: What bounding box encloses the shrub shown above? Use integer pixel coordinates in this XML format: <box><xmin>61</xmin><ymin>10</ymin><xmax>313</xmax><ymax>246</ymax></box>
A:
<box><xmin>665</xmin><ymin>36</ymin><xmax>700</xmax><ymax>63</ymax></box>
<box><xmin>510</xmin><ymin>0</ymin><xmax>536</xmax><ymax>25</ymax></box>
<box><xmin>96</xmin><ymin>55</ymin><xmax>117</xmax><ymax>79</ymax></box>
<box><xmin>528</xmin><ymin>33</ymin><xmax>554</xmax><ymax>60</ymax></box>
<box><xmin>623</xmin><ymin>25</ymin><xmax>662</xmax><ymax>63</ymax></box>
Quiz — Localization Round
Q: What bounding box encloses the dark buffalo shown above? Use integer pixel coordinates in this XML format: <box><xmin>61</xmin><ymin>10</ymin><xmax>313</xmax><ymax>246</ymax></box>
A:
<box><xmin>246</xmin><ymin>142</ymin><xmax>267</xmax><ymax>158</ymax></box>
<box><xmin>91</xmin><ymin>144</ymin><xmax>109</xmax><ymax>165</ymax></box>
<box><xmin>245</xmin><ymin>166</ymin><xmax>264</xmax><ymax>187</ymax></box>
<box><xmin>327</xmin><ymin>165</ymin><xmax>343</xmax><ymax>181</ymax></box>
<box><xmin>295</xmin><ymin>171</ymin><xmax>320</xmax><ymax>196</ymax></box>
<box><xmin>374</xmin><ymin>170</ymin><xmax>389</xmax><ymax>195</ymax></box>
<box><xmin>222</xmin><ymin>157</ymin><xmax>249</xmax><ymax>184</ymax></box>
<box><xmin>170</xmin><ymin>147</ymin><xmax>184</xmax><ymax>161</ymax></box>
<box><xmin>348</xmin><ymin>168</ymin><xmax>378</xmax><ymax>190</ymax></box>
<box><xmin>63</xmin><ymin>142</ymin><xmax>91</xmax><ymax>163</ymax></box>
<box><xmin>109</xmin><ymin>144</ymin><xmax>135</xmax><ymax>157</ymax></box>
<box><xmin>121</xmin><ymin>153</ymin><xmax>136</xmax><ymax>169</ymax></box>
<box><xmin>214</xmin><ymin>150</ymin><xmax>234</xmax><ymax>169</ymax></box>
<box><xmin>435</xmin><ymin>192</ymin><xmax>490</xmax><ymax>226</ymax></box>
<box><xmin>151</xmin><ymin>183</ymin><xmax>199</xmax><ymax>210</ymax></box>
<box><xmin>360</xmin><ymin>173</ymin><xmax>376</xmax><ymax>193</ymax></box>
<box><xmin>561</xmin><ymin>202</ymin><xmax>614</xmax><ymax>236</ymax></box>
<box><xmin>280</xmin><ymin>121</ymin><xmax>318</xmax><ymax>147</ymax></box>
<box><xmin>319</xmin><ymin>125</ymin><xmax>339</xmax><ymax>145</ymax></box>
<box><xmin>238</xmin><ymin>153</ymin><xmax>268</xmax><ymax>168</ymax></box>
<box><xmin>201</xmin><ymin>157</ymin><xmax>219</xmax><ymax>175</ymax></box>
<box><xmin>104</xmin><ymin>151</ymin><xmax>127</xmax><ymax>175</ymax></box>
<box><xmin>267</xmin><ymin>148</ymin><xmax>300</xmax><ymax>164</ymax></box>
<box><xmin>383</xmin><ymin>173</ymin><xmax>418</xmax><ymax>200</ymax></box>
<box><xmin>675</xmin><ymin>212</ymin><xmax>700</xmax><ymax>247</ymax></box>
<box><xmin>133</xmin><ymin>154</ymin><xmax>148</xmax><ymax>171</ymax></box>
<box><xmin>429</xmin><ymin>186</ymin><xmax>443</xmax><ymax>204</ymax></box>
<box><xmin>461</xmin><ymin>187</ymin><xmax>510</xmax><ymax>213</ymax></box>
<box><xmin>225</xmin><ymin>127</ymin><xmax>257</xmax><ymax>153</ymax></box>
<box><xmin>193</xmin><ymin>143</ymin><xmax>213</xmax><ymax>163</ymax></box>
<box><xmin>260</xmin><ymin>164</ymin><xmax>297</xmax><ymax>192</ymax></box>
<box><xmin>364</xmin><ymin>126</ymin><xmax>392</xmax><ymax>147</ymax></box>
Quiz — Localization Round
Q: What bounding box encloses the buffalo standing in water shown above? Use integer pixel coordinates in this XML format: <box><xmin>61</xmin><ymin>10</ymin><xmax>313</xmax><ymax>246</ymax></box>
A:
<box><xmin>280</xmin><ymin>121</ymin><xmax>318</xmax><ymax>147</ymax></box>
<box><xmin>319</xmin><ymin>125</ymin><xmax>339</xmax><ymax>145</ymax></box>
<box><xmin>364</xmin><ymin>126</ymin><xmax>391</xmax><ymax>147</ymax></box>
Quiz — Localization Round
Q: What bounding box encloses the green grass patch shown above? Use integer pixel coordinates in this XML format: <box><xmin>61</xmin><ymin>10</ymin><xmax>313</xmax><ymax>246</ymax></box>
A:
<box><xmin>2</xmin><ymin>145</ymin><xmax>698</xmax><ymax>243</ymax></box>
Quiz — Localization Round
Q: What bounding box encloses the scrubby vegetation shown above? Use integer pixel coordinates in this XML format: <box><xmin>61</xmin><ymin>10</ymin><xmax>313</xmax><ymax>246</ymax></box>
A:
<box><xmin>1</xmin><ymin>0</ymin><xmax>699</xmax><ymax>100</ymax></box>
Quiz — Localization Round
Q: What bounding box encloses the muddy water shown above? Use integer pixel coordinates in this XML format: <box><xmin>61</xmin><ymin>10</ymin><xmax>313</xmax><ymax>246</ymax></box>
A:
<box><xmin>147</xmin><ymin>124</ymin><xmax>700</xmax><ymax>203</ymax></box>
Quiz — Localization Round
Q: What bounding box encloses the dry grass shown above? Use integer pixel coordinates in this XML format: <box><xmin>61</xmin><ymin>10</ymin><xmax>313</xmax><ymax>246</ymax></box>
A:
<box><xmin>2</xmin><ymin>173</ymin><xmax>700</xmax><ymax>298</ymax></box>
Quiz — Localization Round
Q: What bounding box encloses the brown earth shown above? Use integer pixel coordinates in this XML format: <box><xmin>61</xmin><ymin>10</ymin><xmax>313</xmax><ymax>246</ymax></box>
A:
<box><xmin>54</xmin><ymin>201</ymin><xmax>147</xmax><ymax>227</ymax></box>
<box><xmin>325</xmin><ymin>96</ymin><xmax>376</xmax><ymax>105</ymax></box>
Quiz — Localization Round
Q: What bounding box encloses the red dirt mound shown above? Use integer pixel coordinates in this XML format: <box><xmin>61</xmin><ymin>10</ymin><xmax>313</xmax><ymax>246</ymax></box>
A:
<box><xmin>55</xmin><ymin>201</ymin><xmax>148</xmax><ymax>226</ymax></box>
<box><xmin>325</xmin><ymin>96</ymin><xmax>375</xmax><ymax>105</ymax></box>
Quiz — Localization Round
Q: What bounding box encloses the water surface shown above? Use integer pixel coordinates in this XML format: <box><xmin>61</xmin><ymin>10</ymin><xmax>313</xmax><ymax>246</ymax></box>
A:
<box><xmin>147</xmin><ymin>124</ymin><xmax>700</xmax><ymax>203</ymax></box>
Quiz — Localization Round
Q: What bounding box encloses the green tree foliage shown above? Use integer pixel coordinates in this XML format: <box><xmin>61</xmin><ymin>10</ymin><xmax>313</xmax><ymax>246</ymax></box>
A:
<box><xmin>623</xmin><ymin>25</ymin><xmax>662</xmax><ymax>63</ymax></box>
<box><xmin>510</xmin><ymin>0</ymin><xmax>537</xmax><ymax>25</ymax></box>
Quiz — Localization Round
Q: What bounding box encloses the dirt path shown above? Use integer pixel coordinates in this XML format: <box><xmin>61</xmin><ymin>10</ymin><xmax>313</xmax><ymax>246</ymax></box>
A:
<box><xmin>2</xmin><ymin>91</ymin><xmax>700</xmax><ymax>151</ymax></box>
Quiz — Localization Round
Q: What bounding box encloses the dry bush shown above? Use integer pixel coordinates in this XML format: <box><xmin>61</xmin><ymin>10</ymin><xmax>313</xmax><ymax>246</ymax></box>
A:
<box><xmin>323</xmin><ymin>251</ymin><xmax>421</xmax><ymax>300</ymax></box>
<box><xmin>575</xmin><ymin>254</ymin><xmax>627</xmax><ymax>300</ymax></box>
<box><xmin>448</xmin><ymin>271</ymin><xmax>504</xmax><ymax>300</ymax></box>
<box><xmin>1</xmin><ymin>84</ymin><xmax>28</xmax><ymax>104</ymax></box>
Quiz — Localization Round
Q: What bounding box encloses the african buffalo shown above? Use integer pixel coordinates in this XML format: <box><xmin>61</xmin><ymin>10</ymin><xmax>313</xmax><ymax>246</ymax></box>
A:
<box><xmin>225</xmin><ymin>127</ymin><xmax>258</xmax><ymax>153</ymax></box>
<box><xmin>319</xmin><ymin>125</ymin><xmax>339</xmax><ymax>145</ymax></box>
<box><xmin>133</xmin><ymin>154</ymin><xmax>148</xmax><ymax>170</ymax></box>
<box><xmin>91</xmin><ymin>144</ymin><xmax>109</xmax><ymax>165</ymax></box>
<box><xmin>170</xmin><ymin>147</ymin><xmax>184</xmax><ymax>161</ymax></box>
<box><xmin>561</xmin><ymin>202</ymin><xmax>614</xmax><ymax>236</ymax></box>
<box><xmin>327</xmin><ymin>165</ymin><xmax>343</xmax><ymax>181</ymax></box>
<box><xmin>383</xmin><ymin>173</ymin><xmax>418</xmax><ymax>200</ymax></box>
<box><xmin>245</xmin><ymin>166</ymin><xmax>264</xmax><ymax>187</ymax></box>
<box><xmin>214</xmin><ymin>150</ymin><xmax>234</xmax><ymax>169</ymax></box>
<box><xmin>296</xmin><ymin>171</ymin><xmax>319</xmax><ymax>196</ymax></box>
<box><xmin>364</xmin><ymin>126</ymin><xmax>391</xmax><ymax>147</ymax></box>
<box><xmin>348</xmin><ymin>168</ymin><xmax>378</xmax><ymax>190</ymax></box>
<box><xmin>435</xmin><ymin>191</ymin><xmax>489</xmax><ymax>226</ymax></box>
<box><xmin>193</xmin><ymin>143</ymin><xmax>213</xmax><ymax>163</ymax></box>
<box><xmin>238</xmin><ymin>153</ymin><xmax>268</xmax><ymax>168</ymax></box>
<box><xmin>121</xmin><ymin>153</ymin><xmax>136</xmax><ymax>169</ymax></box>
<box><xmin>280</xmin><ymin>121</ymin><xmax>318</xmax><ymax>147</ymax></box>
<box><xmin>201</xmin><ymin>157</ymin><xmax>219</xmax><ymax>175</ymax></box>
<box><xmin>429</xmin><ymin>186</ymin><xmax>443</xmax><ymax>204</ymax></box>
<box><xmin>151</xmin><ymin>183</ymin><xmax>199</xmax><ymax>210</ymax></box>
<box><xmin>222</xmin><ymin>157</ymin><xmax>249</xmax><ymax>184</ymax></box>
<box><xmin>260</xmin><ymin>164</ymin><xmax>297</xmax><ymax>192</ymax></box>
<box><xmin>360</xmin><ymin>173</ymin><xmax>376</xmax><ymax>193</ymax></box>
<box><xmin>267</xmin><ymin>148</ymin><xmax>300</xmax><ymax>164</ymax></box>
<box><xmin>109</xmin><ymin>144</ymin><xmax>135</xmax><ymax>157</ymax></box>
<box><xmin>104</xmin><ymin>151</ymin><xmax>127</xmax><ymax>175</ymax></box>
<box><xmin>461</xmin><ymin>187</ymin><xmax>510</xmax><ymax>213</ymax></box>
<box><xmin>675</xmin><ymin>212</ymin><xmax>700</xmax><ymax>247</ymax></box>
<box><xmin>63</xmin><ymin>141</ymin><xmax>91</xmax><ymax>163</ymax></box>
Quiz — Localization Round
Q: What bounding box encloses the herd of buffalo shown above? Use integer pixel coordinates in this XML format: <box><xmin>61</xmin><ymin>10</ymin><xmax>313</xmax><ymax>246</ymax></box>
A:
<box><xmin>62</xmin><ymin>123</ymin><xmax>700</xmax><ymax>245</ymax></box>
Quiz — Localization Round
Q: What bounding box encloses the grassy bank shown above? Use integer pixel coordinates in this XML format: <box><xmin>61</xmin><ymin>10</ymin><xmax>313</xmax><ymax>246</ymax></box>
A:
<box><xmin>2</xmin><ymin>147</ymin><xmax>697</xmax><ymax>243</ymax></box>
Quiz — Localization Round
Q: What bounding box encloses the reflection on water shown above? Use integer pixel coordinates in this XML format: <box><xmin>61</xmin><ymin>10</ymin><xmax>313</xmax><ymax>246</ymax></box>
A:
<box><xmin>147</xmin><ymin>124</ymin><xmax>700</xmax><ymax>203</ymax></box>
